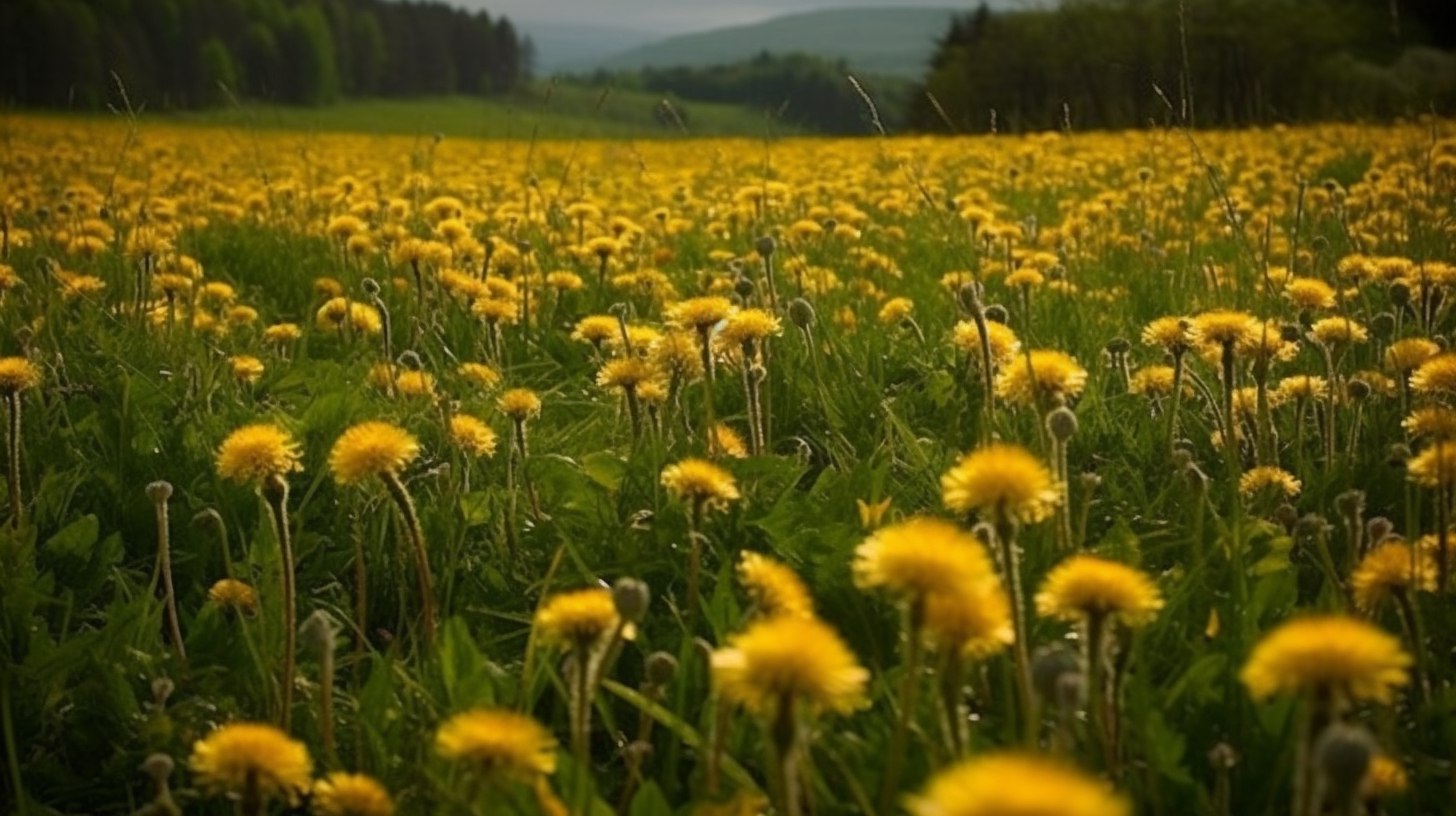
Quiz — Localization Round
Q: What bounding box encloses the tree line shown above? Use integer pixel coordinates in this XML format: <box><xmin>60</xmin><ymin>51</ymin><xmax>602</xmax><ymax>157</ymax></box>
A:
<box><xmin>0</xmin><ymin>0</ymin><xmax>529</xmax><ymax>109</ymax></box>
<box><xmin>908</xmin><ymin>0</ymin><xmax>1456</xmax><ymax>133</ymax></box>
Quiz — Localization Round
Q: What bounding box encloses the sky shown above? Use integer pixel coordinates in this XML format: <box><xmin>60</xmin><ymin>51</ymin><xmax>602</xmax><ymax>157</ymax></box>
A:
<box><xmin>454</xmin><ymin>0</ymin><xmax>963</xmax><ymax>35</ymax></box>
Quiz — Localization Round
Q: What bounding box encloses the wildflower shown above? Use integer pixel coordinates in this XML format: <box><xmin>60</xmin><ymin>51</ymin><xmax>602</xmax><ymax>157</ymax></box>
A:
<box><xmin>856</xmin><ymin>496</ymin><xmax>893</xmax><ymax>529</ymax></box>
<box><xmin>712</xmin><ymin>423</ymin><xmax>748</xmax><ymax>458</ymax></box>
<box><xmin>941</xmin><ymin>443</ymin><xmax>1060</xmax><ymax>524</ymax></box>
<box><xmin>208</xmin><ymin>578</ymin><xmax>259</xmax><ymax>615</ymax></box>
<box><xmin>1385</xmin><ymin>338</ymin><xmax>1439</xmax><ymax>373</ymax></box>
<box><xmin>459</xmin><ymin>362</ymin><xmax>502</xmax><ymax>389</ymax></box>
<box><xmin>1129</xmin><ymin>365</ymin><xmax>1178</xmax><ymax>397</ymax></box>
<box><xmin>878</xmin><ymin>297</ymin><xmax>914</xmax><ymax>325</ymax></box>
<box><xmin>1190</xmin><ymin>309</ymin><xmax>1256</xmax><ymax>349</ymax></box>
<box><xmin>853</xmin><ymin>516</ymin><xmax>996</xmax><ymax>599</ymax></box>
<box><xmin>1351</xmin><ymin>542</ymin><xmax>1436</xmax><ymax>612</ymax></box>
<box><xmin>1240</xmin><ymin>615</ymin><xmax>1410</xmax><ymax>703</ymax></box>
<box><xmin>1239</xmin><ymin>466</ymin><xmax>1302</xmax><ymax>499</ymax></box>
<box><xmin>1284</xmin><ymin>278</ymin><xmax>1336</xmax><ymax>310</ymax></box>
<box><xmin>596</xmin><ymin>358</ymin><xmax>656</xmax><ymax>392</ymax></box>
<box><xmin>311</xmin><ymin>772</ymin><xmax>395</xmax><ymax>816</ymax></box>
<box><xmin>328</xmin><ymin>422</ymin><xmax>420</xmax><ymax>485</ymax></box>
<box><xmin>498</xmin><ymin>388</ymin><xmax>542</xmax><ymax>421</ymax></box>
<box><xmin>711</xmin><ymin>615</ymin><xmax>867</xmax><ymax>717</ymax></box>
<box><xmin>394</xmin><ymin>370</ymin><xmax>437</xmax><ymax>398</ymax></box>
<box><xmin>1277</xmin><ymin>374</ymin><xmax>1330</xmax><ymax>402</ymax></box>
<box><xmin>1402</xmin><ymin>406</ymin><xmax>1456</xmax><ymax>440</ymax></box>
<box><xmin>907</xmin><ymin>752</ymin><xmax>1129</xmax><ymax>816</ymax></box>
<box><xmin>215</xmin><ymin>424</ymin><xmax>302</xmax><ymax>485</ymax></box>
<box><xmin>1410</xmin><ymin>353</ymin><xmax>1456</xmax><ymax>397</ymax></box>
<box><xmin>661</xmin><ymin>458</ymin><xmax>740</xmax><ymax>512</ymax></box>
<box><xmin>1141</xmin><ymin>316</ymin><xmax>1190</xmax><ymax>354</ymax></box>
<box><xmin>571</xmin><ymin>315</ymin><xmax>620</xmax><ymax>347</ymax></box>
<box><xmin>737</xmin><ymin>551</ymin><xmax>815</xmax><ymax>619</ymax></box>
<box><xmin>1407</xmin><ymin>444</ymin><xmax>1456</xmax><ymax>488</ymax></box>
<box><xmin>951</xmin><ymin>320</ymin><xmax>1021</xmax><ymax>367</ymax></box>
<box><xmin>717</xmin><ymin>308</ymin><xmax>781</xmax><ymax>349</ymax></box>
<box><xmin>922</xmin><ymin>581</ymin><xmax>1014</xmax><ymax>658</ymax></box>
<box><xmin>667</xmin><ymin>296</ymin><xmax>734</xmax><ymax>331</ymax></box>
<box><xmin>449</xmin><ymin>415</ymin><xmax>497</xmax><ymax>458</ymax></box>
<box><xmin>435</xmin><ymin>709</ymin><xmax>557</xmax><ymax>780</ymax></box>
<box><xmin>1034</xmin><ymin>555</ymin><xmax>1163</xmax><ymax>627</ymax></box>
<box><xmin>189</xmin><ymin>722</ymin><xmax>312</xmax><ymax>806</ymax></box>
<box><xmin>994</xmin><ymin>349</ymin><xmax>1087</xmax><ymax>407</ymax></box>
<box><xmin>264</xmin><ymin>323</ymin><xmax>302</xmax><ymax>345</ymax></box>
<box><xmin>230</xmin><ymin>355</ymin><xmax>265</xmax><ymax>384</ymax></box>
<box><xmin>1360</xmin><ymin>755</ymin><xmax>1409</xmax><ymax>800</ymax></box>
<box><xmin>0</xmin><ymin>357</ymin><xmax>40</xmax><ymax>395</ymax></box>
<box><xmin>1310</xmin><ymin>317</ymin><xmax>1369</xmax><ymax>346</ymax></box>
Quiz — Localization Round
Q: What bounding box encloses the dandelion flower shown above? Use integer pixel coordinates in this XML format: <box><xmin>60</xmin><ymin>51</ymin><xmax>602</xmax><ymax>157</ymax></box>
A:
<box><xmin>311</xmin><ymin>772</ymin><xmax>395</xmax><ymax>816</ymax></box>
<box><xmin>661</xmin><ymin>458</ymin><xmax>739</xmax><ymax>511</ymax></box>
<box><xmin>208</xmin><ymin>578</ymin><xmax>259</xmax><ymax>615</ymax></box>
<box><xmin>1239</xmin><ymin>466</ymin><xmax>1302</xmax><ymax>499</ymax></box>
<box><xmin>853</xmin><ymin>516</ymin><xmax>996</xmax><ymax>599</ymax></box>
<box><xmin>1129</xmin><ymin>365</ymin><xmax>1178</xmax><ymax>397</ymax></box>
<box><xmin>1351</xmin><ymin>542</ymin><xmax>1436</xmax><ymax>612</ymax></box>
<box><xmin>534</xmin><ymin>587</ymin><xmax>621</xmax><ymax>648</ymax></box>
<box><xmin>1284</xmin><ymin>278</ymin><xmax>1336</xmax><ymax>310</ymax></box>
<box><xmin>923</xmin><ymin>582</ymin><xmax>1014</xmax><ymax>658</ymax></box>
<box><xmin>230</xmin><ymin>355</ymin><xmax>265</xmax><ymax>384</ymax></box>
<box><xmin>435</xmin><ymin>709</ymin><xmax>557</xmax><ymax>780</ymax></box>
<box><xmin>1407</xmin><ymin>444</ymin><xmax>1456</xmax><ymax>488</ymax></box>
<box><xmin>1141</xmin><ymin>316</ymin><xmax>1190</xmax><ymax>353</ymax></box>
<box><xmin>941</xmin><ymin>443</ymin><xmax>1060</xmax><ymax>524</ymax></box>
<box><xmin>994</xmin><ymin>349</ymin><xmax>1087</xmax><ymax>407</ymax></box>
<box><xmin>717</xmin><ymin>308</ymin><xmax>781</xmax><ymax>348</ymax></box>
<box><xmin>1240</xmin><ymin>615</ymin><xmax>1410</xmax><ymax>703</ymax></box>
<box><xmin>1310</xmin><ymin>317</ymin><xmax>1368</xmax><ymax>346</ymax></box>
<box><xmin>878</xmin><ymin>297</ymin><xmax>914</xmax><ymax>325</ymax></box>
<box><xmin>667</xmin><ymin>296</ymin><xmax>734</xmax><ymax>331</ymax></box>
<box><xmin>1190</xmin><ymin>309</ymin><xmax>1257</xmax><ymax>349</ymax></box>
<box><xmin>1402</xmin><ymin>406</ymin><xmax>1456</xmax><ymax>440</ymax></box>
<box><xmin>0</xmin><ymin>357</ymin><xmax>40</xmax><ymax>395</ymax></box>
<box><xmin>712</xmin><ymin>423</ymin><xmax>749</xmax><ymax>458</ymax></box>
<box><xmin>951</xmin><ymin>320</ymin><xmax>1021</xmax><ymax>367</ymax></box>
<box><xmin>216</xmin><ymin>424</ymin><xmax>302</xmax><ymax>485</ymax></box>
<box><xmin>571</xmin><ymin>315</ymin><xmax>620</xmax><ymax>347</ymax></box>
<box><xmin>596</xmin><ymin>358</ymin><xmax>655</xmax><ymax>392</ymax></box>
<box><xmin>458</xmin><ymin>362</ymin><xmax>501</xmax><ymax>389</ymax></box>
<box><xmin>1360</xmin><ymin>755</ymin><xmax>1409</xmax><ymax>799</ymax></box>
<box><xmin>1034</xmin><ymin>555</ymin><xmax>1163</xmax><ymax>627</ymax></box>
<box><xmin>449</xmin><ymin>415</ymin><xmax>497</xmax><ymax>458</ymax></box>
<box><xmin>1385</xmin><ymin>338</ymin><xmax>1439</xmax><ymax>374</ymax></box>
<box><xmin>328</xmin><ymin>422</ymin><xmax>420</xmax><ymax>485</ymax></box>
<box><xmin>189</xmin><ymin>722</ymin><xmax>312</xmax><ymax>806</ymax></box>
<box><xmin>264</xmin><ymin>323</ymin><xmax>302</xmax><ymax>345</ymax></box>
<box><xmin>1410</xmin><ymin>353</ymin><xmax>1456</xmax><ymax>397</ymax></box>
<box><xmin>737</xmin><ymin>551</ymin><xmax>815</xmax><ymax>619</ymax></box>
<box><xmin>907</xmin><ymin>752</ymin><xmax>1129</xmax><ymax>816</ymax></box>
<box><xmin>498</xmin><ymin>388</ymin><xmax>542</xmax><ymax>421</ymax></box>
<box><xmin>711</xmin><ymin>615</ymin><xmax>867</xmax><ymax>717</ymax></box>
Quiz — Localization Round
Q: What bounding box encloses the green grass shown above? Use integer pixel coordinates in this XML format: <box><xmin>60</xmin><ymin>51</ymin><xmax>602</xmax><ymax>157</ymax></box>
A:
<box><xmin>160</xmin><ymin>86</ymin><xmax>796</xmax><ymax>140</ymax></box>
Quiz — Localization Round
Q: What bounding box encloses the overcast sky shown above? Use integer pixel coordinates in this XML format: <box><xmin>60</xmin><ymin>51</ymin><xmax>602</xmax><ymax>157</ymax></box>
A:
<box><xmin>455</xmin><ymin>0</ymin><xmax>965</xmax><ymax>34</ymax></box>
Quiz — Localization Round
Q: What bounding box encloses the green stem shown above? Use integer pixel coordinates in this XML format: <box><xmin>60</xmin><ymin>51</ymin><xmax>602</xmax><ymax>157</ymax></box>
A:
<box><xmin>1166</xmin><ymin>351</ymin><xmax>1184</xmax><ymax>455</ymax></box>
<box><xmin>380</xmin><ymin>471</ymin><xmax>436</xmax><ymax>645</ymax></box>
<box><xmin>154</xmin><ymin>496</ymin><xmax>186</xmax><ymax>666</ymax></box>
<box><xmin>878</xmin><ymin>601</ymin><xmax>925</xmax><ymax>813</ymax></box>
<box><xmin>6</xmin><ymin>393</ymin><xmax>22</xmax><ymax>528</ymax></box>
<box><xmin>262</xmin><ymin>476</ymin><xmax>296</xmax><ymax>730</ymax></box>
<box><xmin>994</xmin><ymin>512</ymin><xmax>1036</xmax><ymax>746</ymax></box>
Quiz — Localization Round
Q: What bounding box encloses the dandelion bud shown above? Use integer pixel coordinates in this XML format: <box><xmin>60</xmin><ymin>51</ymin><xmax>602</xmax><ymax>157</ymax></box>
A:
<box><xmin>151</xmin><ymin>677</ymin><xmax>175</xmax><ymax>707</ymax></box>
<box><xmin>145</xmin><ymin>480</ymin><xmax>173</xmax><ymax>504</ymax></box>
<box><xmin>1315</xmin><ymin>722</ymin><xmax>1374</xmax><ymax>806</ymax></box>
<box><xmin>1207</xmin><ymin>742</ymin><xmax>1240</xmax><ymax>770</ymax></box>
<box><xmin>1334</xmin><ymin>490</ymin><xmax>1365</xmax><ymax>521</ymax></box>
<box><xmin>1387</xmin><ymin>443</ymin><xmax>1411</xmax><ymax>468</ymax></box>
<box><xmin>1347</xmin><ymin>379</ymin><xmax>1371</xmax><ymax>401</ymax></box>
<box><xmin>1311</xmin><ymin>233</ymin><xmax>1330</xmax><ymax>252</ymax></box>
<box><xmin>821</xmin><ymin>217</ymin><xmax>838</xmax><ymax>232</ymax></box>
<box><xmin>754</xmin><ymin>235</ymin><xmax>776</xmax><ymax>258</ymax></box>
<box><xmin>1105</xmin><ymin>337</ymin><xmax>1130</xmax><ymax>356</ymax></box>
<box><xmin>734</xmin><ymin>276</ymin><xmax>756</xmax><ymax>300</ymax></box>
<box><xmin>140</xmin><ymin>753</ymin><xmax>174</xmax><ymax>784</ymax></box>
<box><xmin>1366</xmin><ymin>516</ymin><xmax>1394</xmax><ymax>545</ymax></box>
<box><xmin>397</xmin><ymin>349</ymin><xmax>423</xmax><ymax>370</ymax></box>
<box><xmin>191</xmin><ymin>507</ymin><xmax>224</xmax><ymax>535</ymax></box>
<box><xmin>1046</xmin><ymin>407</ymin><xmax>1078</xmax><ymax>441</ymax></box>
<box><xmin>1389</xmin><ymin>281</ymin><xmax>1411</xmax><ymax>308</ymax></box>
<box><xmin>645</xmin><ymin>651</ymin><xmax>678</xmax><ymax>686</ymax></box>
<box><xmin>1078</xmin><ymin>471</ymin><xmax>1102</xmax><ymax>492</ymax></box>
<box><xmin>1295</xmin><ymin>513</ymin><xmax>1329</xmax><ymax>538</ymax></box>
<box><xmin>1274</xmin><ymin>503</ymin><xmax>1300</xmax><ymax>533</ymax></box>
<box><xmin>983</xmin><ymin>304</ymin><xmax>1009</xmax><ymax>324</ymax></box>
<box><xmin>788</xmin><ymin>298</ymin><xmax>816</xmax><ymax>329</ymax></box>
<box><xmin>1279</xmin><ymin>323</ymin><xmax>1301</xmax><ymax>344</ymax></box>
<box><xmin>299</xmin><ymin>609</ymin><xmax>341</xmax><ymax>656</ymax></box>
<box><xmin>612</xmin><ymin>577</ymin><xmax>650</xmax><ymax>623</ymax></box>
<box><xmin>1031</xmin><ymin>646</ymin><xmax>1080</xmax><ymax>707</ymax></box>
<box><xmin>956</xmin><ymin>281</ymin><xmax>983</xmax><ymax>313</ymax></box>
<box><xmin>361</xmin><ymin>277</ymin><xmax>381</xmax><ymax>296</ymax></box>
<box><xmin>609</xmin><ymin>302</ymin><xmax>631</xmax><ymax>318</ymax></box>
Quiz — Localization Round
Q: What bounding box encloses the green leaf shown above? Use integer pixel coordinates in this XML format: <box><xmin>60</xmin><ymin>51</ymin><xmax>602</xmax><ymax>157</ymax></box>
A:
<box><xmin>42</xmin><ymin>514</ymin><xmax>99</xmax><ymax>563</ymax></box>
<box><xmin>629</xmin><ymin>781</ymin><xmax>673</xmax><ymax>816</ymax></box>
<box><xmin>581</xmin><ymin>451</ymin><xmax>627</xmax><ymax>493</ymax></box>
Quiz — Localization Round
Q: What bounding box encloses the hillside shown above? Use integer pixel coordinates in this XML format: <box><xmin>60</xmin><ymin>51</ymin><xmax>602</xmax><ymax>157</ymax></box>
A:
<box><xmin>578</xmin><ymin>6</ymin><xmax>966</xmax><ymax>79</ymax></box>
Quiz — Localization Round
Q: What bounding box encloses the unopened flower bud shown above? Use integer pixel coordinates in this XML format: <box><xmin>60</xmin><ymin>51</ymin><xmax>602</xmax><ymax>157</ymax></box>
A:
<box><xmin>1366</xmin><ymin>516</ymin><xmax>1394</xmax><ymax>545</ymax></box>
<box><xmin>983</xmin><ymin>304</ymin><xmax>1009</xmax><ymax>323</ymax></box>
<box><xmin>645</xmin><ymin>651</ymin><xmax>678</xmax><ymax>686</ymax></box>
<box><xmin>361</xmin><ymin>277</ymin><xmax>381</xmax><ymax>296</ymax></box>
<box><xmin>754</xmin><ymin>235</ymin><xmax>776</xmax><ymax>258</ymax></box>
<box><xmin>788</xmin><ymin>298</ymin><xmax>816</xmax><ymax>329</ymax></box>
<box><xmin>1315</xmin><ymin>722</ymin><xmax>1374</xmax><ymax>806</ymax></box>
<box><xmin>140</xmin><ymin>753</ymin><xmax>174</xmax><ymax>784</ymax></box>
<box><xmin>1046</xmin><ymin>407</ymin><xmax>1078</xmax><ymax>442</ymax></box>
<box><xmin>613</xmin><ymin>577</ymin><xmax>650</xmax><ymax>623</ymax></box>
<box><xmin>146</xmin><ymin>481</ymin><xmax>173</xmax><ymax>504</ymax></box>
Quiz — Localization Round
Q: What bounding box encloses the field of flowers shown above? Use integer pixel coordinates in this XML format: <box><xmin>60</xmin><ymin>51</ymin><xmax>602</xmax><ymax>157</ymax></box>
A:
<box><xmin>1</xmin><ymin>113</ymin><xmax>1454</xmax><ymax>815</ymax></box>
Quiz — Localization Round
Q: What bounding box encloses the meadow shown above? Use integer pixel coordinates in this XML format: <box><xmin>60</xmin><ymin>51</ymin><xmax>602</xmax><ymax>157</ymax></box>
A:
<box><xmin>0</xmin><ymin>109</ymin><xmax>1453</xmax><ymax>816</ymax></box>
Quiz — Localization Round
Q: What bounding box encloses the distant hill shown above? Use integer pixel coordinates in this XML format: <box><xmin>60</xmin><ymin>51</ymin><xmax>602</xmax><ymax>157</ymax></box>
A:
<box><xmin>520</xmin><ymin>22</ymin><xmax>658</xmax><ymax>74</ymax></box>
<box><xmin>573</xmin><ymin>6</ymin><xmax>968</xmax><ymax>79</ymax></box>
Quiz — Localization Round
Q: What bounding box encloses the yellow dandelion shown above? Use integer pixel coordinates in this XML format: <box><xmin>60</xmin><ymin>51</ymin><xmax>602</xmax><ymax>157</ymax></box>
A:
<box><xmin>596</xmin><ymin>357</ymin><xmax>655</xmax><ymax>392</ymax></box>
<box><xmin>907</xmin><ymin>752</ymin><xmax>1129</xmax><ymax>816</ymax></box>
<box><xmin>1238</xmin><ymin>466</ymin><xmax>1302</xmax><ymax>499</ymax></box>
<box><xmin>230</xmin><ymin>355</ymin><xmax>265</xmax><ymax>384</ymax></box>
<box><xmin>1351</xmin><ymin>542</ymin><xmax>1437</xmax><ymax>612</ymax></box>
<box><xmin>208</xmin><ymin>578</ymin><xmax>259</xmax><ymax>616</ymax></box>
<box><xmin>1310</xmin><ymin>317</ymin><xmax>1368</xmax><ymax>346</ymax></box>
<box><xmin>571</xmin><ymin>315</ymin><xmax>620</xmax><ymax>346</ymax></box>
<box><xmin>951</xmin><ymin>320</ymin><xmax>1021</xmax><ymax>367</ymax></box>
<box><xmin>328</xmin><ymin>422</ymin><xmax>420</xmax><ymax>485</ymax></box>
<box><xmin>878</xmin><ymin>297</ymin><xmax>915</xmax><ymax>325</ymax></box>
<box><xmin>1034</xmin><ymin>554</ymin><xmax>1163</xmax><ymax>627</ymax></box>
<box><xmin>264</xmin><ymin>323</ymin><xmax>302</xmax><ymax>344</ymax></box>
<box><xmin>1402</xmin><ymin>406</ymin><xmax>1456</xmax><ymax>440</ymax></box>
<box><xmin>712</xmin><ymin>423</ymin><xmax>749</xmax><ymax>458</ymax></box>
<box><xmin>737</xmin><ymin>551</ymin><xmax>815</xmax><ymax>619</ymax></box>
<box><xmin>394</xmin><ymin>370</ymin><xmax>437</xmax><ymax>398</ymax></box>
<box><xmin>498</xmin><ymin>388</ymin><xmax>542</xmax><ymax>421</ymax></box>
<box><xmin>0</xmin><ymin>357</ymin><xmax>40</xmax><ymax>395</ymax></box>
<box><xmin>853</xmin><ymin>516</ymin><xmax>996</xmax><ymax>599</ymax></box>
<box><xmin>667</xmin><ymin>296</ymin><xmax>734</xmax><ymax>331</ymax></box>
<box><xmin>711</xmin><ymin>615</ymin><xmax>867</xmax><ymax>717</ymax></box>
<box><xmin>188</xmin><ymin>722</ymin><xmax>312</xmax><ymax>805</ymax></box>
<box><xmin>941</xmin><ymin>443</ymin><xmax>1060</xmax><ymax>524</ymax></box>
<box><xmin>435</xmin><ymin>708</ymin><xmax>557</xmax><ymax>779</ymax></box>
<box><xmin>922</xmin><ymin>582</ymin><xmax>1015</xmax><ymax>659</ymax></box>
<box><xmin>311</xmin><ymin>772</ymin><xmax>395</xmax><ymax>816</ymax></box>
<box><xmin>661</xmin><ymin>458</ymin><xmax>740</xmax><ymax>512</ymax></box>
<box><xmin>534</xmin><ymin>587</ymin><xmax>620</xmax><ymax>648</ymax></box>
<box><xmin>994</xmin><ymin>349</ymin><xmax>1087</xmax><ymax>407</ymax></box>
<box><xmin>717</xmin><ymin>308</ymin><xmax>781</xmax><ymax>348</ymax></box>
<box><xmin>1129</xmin><ymin>365</ymin><xmax>1179</xmax><ymax>397</ymax></box>
<box><xmin>449</xmin><ymin>414</ymin><xmax>498</xmax><ymax>458</ymax></box>
<box><xmin>1407</xmin><ymin>443</ymin><xmax>1456</xmax><ymax>488</ymax></box>
<box><xmin>1141</xmin><ymin>316</ymin><xmax>1190</xmax><ymax>353</ymax></box>
<box><xmin>1410</xmin><ymin>353</ymin><xmax>1456</xmax><ymax>397</ymax></box>
<box><xmin>1385</xmin><ymin>338</ymin><xmax>1439</xmax><ymax>373</ymax></box>
<box><xmin>1240</xmin><ymin>615</ymin><xmax>1410</xmax><ymax>703</ymax></box>
<box><xmin>459</xmin><ymin>362</ymin><xmax>502</xmax><ymax>389</ymax></box>
<box><xmin>1360</xmin><ymin>754</ymin><xmax>1409</xmax><ymax>800</ymax></box>
<box><xmin>1190</xmin><ymin>309</ymin><xmax>1257</xmax><ymax>349</ymax></box>
<box><xmin>1284</xmin><ymin>278</ymin><xmax>1336</xmax><ymax>310</ymax></box>
<box><xmin>216</xmin><ymin>423</ymin><xmax>302</xmax><ymax>485</ymax></box>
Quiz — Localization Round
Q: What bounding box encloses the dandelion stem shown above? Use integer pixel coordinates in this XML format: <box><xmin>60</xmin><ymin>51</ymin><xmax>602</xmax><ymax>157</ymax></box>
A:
<box><xmin>994</xmin><ymin>512</ymin><xmax>1036</xmax><ymax>746</ymax></box>
<box><xmin>878</xmin><ymin>600</ymin><xmax>924</xmax><ymax>813</ymax></box>
<box><xmin>1166</xmin><ymin>350</ymin><xmax>1184</xmax><ymax>454</ymax></box>
<box><xmin>262</xmin><ymin>476</ymin><xmax>297</xmax><ymax>730</ymax></box>
<box><xmin>5</xmin><ymin>393</ymin><xmax>22</xmax><ymax>528</ymax></box>
<box><xmin>380</xmin><ymin>470</ymin><xmax>436</xmax><ymax>645</ymax></box>
<box><xmin>152</xmin><ymin>490</ymin><xmax>186</xmax><ymax>666</ymax></box>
